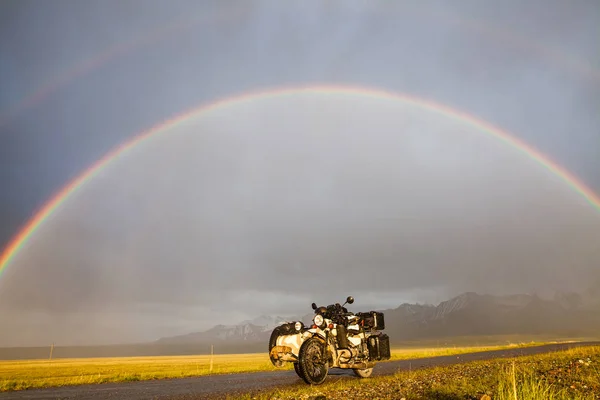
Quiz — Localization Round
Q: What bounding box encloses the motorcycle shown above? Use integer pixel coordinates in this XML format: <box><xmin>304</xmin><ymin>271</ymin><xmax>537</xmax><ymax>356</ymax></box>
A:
<box><xmin>268</xmin><ymin>296</ymin><xmax>391</xmax><ymax>385</ymax></box>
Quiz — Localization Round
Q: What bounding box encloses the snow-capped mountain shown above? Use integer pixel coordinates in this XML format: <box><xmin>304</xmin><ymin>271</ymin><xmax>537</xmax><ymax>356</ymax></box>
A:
<box><xmin>238</xmin><ymin>315</ymin><xmax>296</xmax><ymax>331</ymax></box>
<box><xmin>155</xmin><ymin>314</ymin><xmax>308</xmax><ymax>344</ymax></box>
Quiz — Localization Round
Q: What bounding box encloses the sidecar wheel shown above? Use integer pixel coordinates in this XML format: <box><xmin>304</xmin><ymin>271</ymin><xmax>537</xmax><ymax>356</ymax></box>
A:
<box><xmin>293</xmin><ymin>362</ymin><xmax>302</xmax><ymax>378</ymax></box>
<box><xmin>353</xmin><ymin>367</ymin><xmax>373</xmax><ymax>378</ymax></box>
<box><xmin>298</xmin><ymin>337</ymin><xmax>329</xmax><ymax>385</ymax></box>
<box><xmin>268</xmin><ymin>328</ymin><xmax>284</xmax><ymax>368</ymax></box>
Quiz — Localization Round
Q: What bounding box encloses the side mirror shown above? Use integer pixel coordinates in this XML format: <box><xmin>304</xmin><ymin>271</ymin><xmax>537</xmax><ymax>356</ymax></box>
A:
<box><xmin>311</xmin><ymin>303</ymin><xmax>317</xmax><ymax>310</ymax></box>
<box><xmin>346</xmin><ymin>296</ymin><xmax>354</xmax><ymax>305</ymax></box>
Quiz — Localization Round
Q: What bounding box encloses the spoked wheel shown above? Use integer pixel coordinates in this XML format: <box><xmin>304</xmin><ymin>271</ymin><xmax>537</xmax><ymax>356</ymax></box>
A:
<box><xmin>268</xmin><ymin>328</ymin><xmax>284</xmax><ymax>367</ymax></box>
<box><xmin>353</xmin><ymin>367</ymin><xmax>373</xmax><ymax>378</ymax></box>
<box><xmin>298</xmin><ymin>337</ymin><xmax>329</xmax><ymax>385</ymax></box>
<box><xmin>293</xmin><ymin>362</ymin><xmax>302</xmax><ymax>378</ymax></box>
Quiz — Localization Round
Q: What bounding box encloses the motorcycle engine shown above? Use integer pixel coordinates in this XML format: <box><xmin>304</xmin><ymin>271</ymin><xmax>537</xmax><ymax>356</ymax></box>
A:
<box><xmin>338</xmin><ymin>331</ymin><xmax>367</xmax><ymax>362</ymax></box>
<box><xmin>337</xmin><ymin>346</ymin><xmax>358</xmax><ymax>362</ymax></box>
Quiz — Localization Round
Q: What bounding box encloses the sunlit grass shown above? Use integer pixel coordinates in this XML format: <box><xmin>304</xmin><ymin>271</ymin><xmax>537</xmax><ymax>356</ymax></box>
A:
<box><xmin>246</xmin><ymin>345</ymin><xmax>600</xmax><ymax>400</ymax></box>
<box><xmin>0</xmin><ymin>340</ymin><xmax>562</xmax><ymax>392</ymax></box>
<box><xmin>0</xmin><ymin>353</ymin><xmax>292</xmax><ymax>391</ymax></box>
<box><xmin>388</xmin><ymin>340</ymin><xmax>546</xmax><ymax>361</ymax></box>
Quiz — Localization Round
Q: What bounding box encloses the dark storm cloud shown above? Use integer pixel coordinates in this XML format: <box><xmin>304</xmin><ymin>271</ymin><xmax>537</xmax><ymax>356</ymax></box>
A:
<box><xmin>0</xmin><ymin>0</ymin><xmax>599</xmax><ymax>346</ymax></box>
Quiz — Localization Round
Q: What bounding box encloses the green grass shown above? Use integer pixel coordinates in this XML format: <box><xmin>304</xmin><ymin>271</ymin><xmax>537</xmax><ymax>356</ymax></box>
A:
<box><xmin>0</xmin><ymin>341</ymin><xmax>555</xmax><ymax>392</ymax></box>
<box><xmin>244</xmin><ymin>345</ymin><xmax>600</xmax><ymax>400</ymax></box>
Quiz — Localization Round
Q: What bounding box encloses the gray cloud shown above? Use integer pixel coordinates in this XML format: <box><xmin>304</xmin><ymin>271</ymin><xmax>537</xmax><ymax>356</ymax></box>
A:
<box><xmin>2</xmin><ymin>92</ymin><xmax>599</xmax><ymax>345</ymax></box>
<box><xmin>0</xmin><ymin>0</ymin><xmax>599</xmax><ymax>346</ymax></box>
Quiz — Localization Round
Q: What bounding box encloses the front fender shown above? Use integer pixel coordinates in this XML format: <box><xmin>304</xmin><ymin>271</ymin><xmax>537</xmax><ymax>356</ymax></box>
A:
<box><xmin>304</xmin><ymin>328</ymin><xmax>327</xmax><ymax>340</ymax></box>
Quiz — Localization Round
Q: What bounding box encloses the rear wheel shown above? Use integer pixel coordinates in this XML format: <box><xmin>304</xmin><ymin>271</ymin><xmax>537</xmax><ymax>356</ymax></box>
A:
<box><xmin>353</xmin><ymin>367</ymin><xmax>373</xmax><ymax>378</ymax></box>
<box><xmin>298</xmin><ymin>337</ymin><xmax>329</xmax><ymax>385</ymax></box>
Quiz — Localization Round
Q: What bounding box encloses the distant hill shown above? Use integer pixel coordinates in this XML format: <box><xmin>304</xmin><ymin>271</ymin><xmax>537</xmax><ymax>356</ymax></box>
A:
<box><xmin>384</xmin><ymin>291</ymin><xmax>600</xmax><ymax>340</ymax></box>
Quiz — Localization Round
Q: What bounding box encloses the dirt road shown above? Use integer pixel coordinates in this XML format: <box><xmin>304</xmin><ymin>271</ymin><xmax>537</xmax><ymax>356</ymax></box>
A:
<box><xmin>2</xmin><ymin>341</ymin><xmax>598</xmax><ymax>400</ymax></box>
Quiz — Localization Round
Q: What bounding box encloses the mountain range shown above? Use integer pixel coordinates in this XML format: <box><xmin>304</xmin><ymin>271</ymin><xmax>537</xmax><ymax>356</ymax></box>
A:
<box><xmin>156</xmin><ymin>286</ymin><xmax>600</xmax><ymax>350</ymax></box>
<box><xmin>2</xmin><ymin>287</ymin><xmax>598</xmax><ymax>360</ymax></box>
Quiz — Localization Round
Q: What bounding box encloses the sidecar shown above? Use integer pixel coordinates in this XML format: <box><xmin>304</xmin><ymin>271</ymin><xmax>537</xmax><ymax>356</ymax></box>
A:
<box><xmin>268</xmin><ymin>321</ymin><xmax>309</xmax><ymax>367</ymax></box>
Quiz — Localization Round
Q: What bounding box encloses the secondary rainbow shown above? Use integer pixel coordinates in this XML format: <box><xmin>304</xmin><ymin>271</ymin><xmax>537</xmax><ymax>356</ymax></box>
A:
<box><xmin>1</xmin><ymin>84</ymin><xmax>599</xmax><ymax>277</ymax></box>
<box><xmin>2</xmin><ymin>4</ymin><xmax>599</xmax><ymax>130</ymax></box>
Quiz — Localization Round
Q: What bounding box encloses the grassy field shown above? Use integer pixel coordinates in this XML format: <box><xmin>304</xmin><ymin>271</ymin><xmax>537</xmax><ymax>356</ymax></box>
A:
<box><xmin>387</xmin><ymin>341</ymin><xmax>548</xmax><ymax>361</ymax></box>
<box><xmin>0</xmin><ymin>352</ymin><xmax>281</xmax><ymax>391</ymax></box>
<box><xmin>246</xmin><ymin>345</ymin><xmax>600</xmax><ymax>400</ymax></box>
<box><xmin>0</xmin><ymin>341</ymin><xmax>554</xmax><ymax>392</ymax></box>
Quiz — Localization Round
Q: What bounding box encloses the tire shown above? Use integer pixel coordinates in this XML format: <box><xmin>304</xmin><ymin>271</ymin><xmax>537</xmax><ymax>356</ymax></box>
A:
<box><xmin>268</xmin><ymin>328</ymin><xmax>284</xmax><ymax>367</ymax></box>
<box><xmin>353</xmin><ymin>367</ymin><xmax>373</xmax><ymax>378</ymax></box>
<box><xmin>298</xmin><ymin>337</ymin><xmax>329</xmax><ymax>385</ymax></box>
<box><xmin>293</xmin><ymin>362</ymin><xmax>302</xmax><ymax>378</ymax></box>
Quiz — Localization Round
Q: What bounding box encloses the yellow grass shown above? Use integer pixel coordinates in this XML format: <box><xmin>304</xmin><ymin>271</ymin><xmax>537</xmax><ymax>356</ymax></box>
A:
<box><xmin>248</xmin><ymin>345</ymin><xmax>600</xmax><ymax>400</ymax></box>
<box><xmin>0</xmin><ymin>353</ymin><xmax>285</xmax><ymax>391</ymax></box>
<box><xmin>388</xmin><ymin>341</ymin><xmax>545</xmax><ymax>361</ymax></box>
<box><xmin>0</xmin><ymin>341</ymin><xmax>554</xmax><ymax>391</ymax></box>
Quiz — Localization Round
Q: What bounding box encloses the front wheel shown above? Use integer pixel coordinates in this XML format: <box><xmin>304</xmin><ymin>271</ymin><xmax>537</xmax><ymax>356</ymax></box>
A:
<box><xmin>293</xmin><ymin>362</ymin><xmax>302</xmax><ymax>378</ymax></box>
<box><xmin>298</xmin><ymin>337</ymin><xmax>329</xmax><ymax>385</ymax></box>
<box><xmin>353</xmin><ymin>367</ymin><xmax>373</xmax><ymax>378</ymax></box>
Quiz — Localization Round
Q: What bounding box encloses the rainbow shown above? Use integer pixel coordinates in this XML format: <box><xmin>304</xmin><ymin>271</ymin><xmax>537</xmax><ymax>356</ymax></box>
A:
<box><xmin>1</xmin><ymin>84</ymin><xmax>599</xmax><ymax>277</ymax></box>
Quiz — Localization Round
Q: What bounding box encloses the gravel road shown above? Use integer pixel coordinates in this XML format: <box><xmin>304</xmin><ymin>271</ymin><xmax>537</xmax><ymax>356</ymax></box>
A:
<box><xmin>2</xmin><ymin>341</ymin><xmax>598</xmax><ymax>400</ymax></box>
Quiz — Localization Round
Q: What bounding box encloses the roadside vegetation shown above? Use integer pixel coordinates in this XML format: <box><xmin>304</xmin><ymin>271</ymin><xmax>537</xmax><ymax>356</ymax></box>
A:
<box><xmin>0</xmin><ymin>341</ymin><xmax>550</xmax><ymax>392</ymax></box>
<box><xmin>242</xmin><ymin>345</ymin><xmax>600</xmax><ymax>400</ymax></box>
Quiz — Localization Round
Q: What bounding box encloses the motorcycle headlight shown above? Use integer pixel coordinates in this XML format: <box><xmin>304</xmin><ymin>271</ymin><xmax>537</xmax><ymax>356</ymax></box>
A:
<box><xmin>294</xmin><ymin>321</ymin><xmax>302</xmax><ymax>331</ymax></box>
<box><xmin>313</xmin><ymin>314</ymin><xmax>324</xmax><ymax>327</ymax></box>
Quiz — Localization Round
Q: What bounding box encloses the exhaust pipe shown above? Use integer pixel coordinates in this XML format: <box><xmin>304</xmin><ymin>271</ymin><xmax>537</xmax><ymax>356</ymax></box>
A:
<box><xmin>339</xmin><ymin>361</ymin><xmax>376</xmax><ymax>369</ymax></box>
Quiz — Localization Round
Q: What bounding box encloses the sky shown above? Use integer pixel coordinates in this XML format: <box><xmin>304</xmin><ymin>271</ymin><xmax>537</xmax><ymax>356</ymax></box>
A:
<box><xmin>0</xmin><ymin>0</ymin><xmax>599</xmax><ymax>346</ymax></box>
